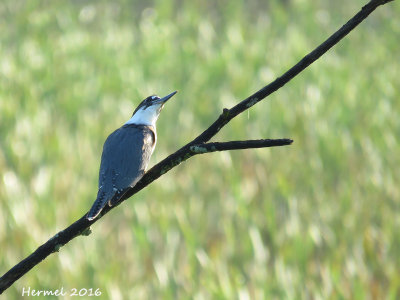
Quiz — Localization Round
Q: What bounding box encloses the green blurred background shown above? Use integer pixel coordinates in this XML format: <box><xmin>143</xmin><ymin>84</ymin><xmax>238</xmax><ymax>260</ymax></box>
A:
<box><xmin>1</xmin><ymin>0</ymin><xmax>399</xmax><ymax>298</ymax></box>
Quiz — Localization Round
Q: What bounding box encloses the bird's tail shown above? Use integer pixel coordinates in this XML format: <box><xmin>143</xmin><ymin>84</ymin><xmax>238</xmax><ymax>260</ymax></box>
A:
<box><xmin>86</xmin><ymin>190</ymin><xmax>107</xmax><ymax>221</ymax></box>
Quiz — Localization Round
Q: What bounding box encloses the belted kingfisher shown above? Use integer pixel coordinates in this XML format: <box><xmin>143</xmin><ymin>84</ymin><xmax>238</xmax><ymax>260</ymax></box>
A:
<box><xmin>86</xmin><ymin>91</ymin><xmax>177</xmax><ymax>221</ymax></box>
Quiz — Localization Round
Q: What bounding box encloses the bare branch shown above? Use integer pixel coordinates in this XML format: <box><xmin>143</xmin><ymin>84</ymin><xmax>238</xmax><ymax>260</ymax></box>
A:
<box><xmin>0</xmin><ymin>0</ymin><xmax>393</xmax><ymax>294</ymax></box>
<box><xmin>190</xmin><ymin>139</ymin><xmax>293</xmax><ymax>154</ymax></box>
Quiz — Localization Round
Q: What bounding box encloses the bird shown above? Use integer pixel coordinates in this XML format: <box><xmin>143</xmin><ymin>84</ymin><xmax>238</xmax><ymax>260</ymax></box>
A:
<box><xmin>86</xmin><ymin>91</ymin><xmax>177</xmax><ymax>221</ymax></box>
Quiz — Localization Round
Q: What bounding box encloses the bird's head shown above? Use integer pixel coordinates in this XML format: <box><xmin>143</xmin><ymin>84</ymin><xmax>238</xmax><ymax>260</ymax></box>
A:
<box><xmin>125</xmin><ymin>91</ymin><xmax>177</xmax><ymax>127</ymax></box>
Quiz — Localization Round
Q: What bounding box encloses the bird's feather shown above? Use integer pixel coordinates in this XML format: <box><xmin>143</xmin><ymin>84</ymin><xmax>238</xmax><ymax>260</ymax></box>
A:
<box><xmin>86</xmin><ymin>124</ymin><xmax>155</xmax><ymax>220</ymax></box>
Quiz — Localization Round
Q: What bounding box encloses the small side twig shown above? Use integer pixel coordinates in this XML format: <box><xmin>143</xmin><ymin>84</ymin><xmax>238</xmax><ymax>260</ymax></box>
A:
<box><xmin>190</xmin><ymin>139</ymin><xmax>293</xmax><ymax>154</ymax></box>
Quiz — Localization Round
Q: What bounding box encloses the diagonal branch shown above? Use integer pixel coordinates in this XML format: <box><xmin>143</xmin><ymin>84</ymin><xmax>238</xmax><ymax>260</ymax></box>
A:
<box><xmin>0</xmin><ymin>0</ymin><xmax>393</xmax><ymax>294</ymax></box>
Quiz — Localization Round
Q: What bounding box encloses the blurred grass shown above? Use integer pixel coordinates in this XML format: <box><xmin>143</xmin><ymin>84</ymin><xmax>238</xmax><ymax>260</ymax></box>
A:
<box><xmin>1</xmin><ymin>0</ymin><xmax>399</xmax><ymax>299</ymax></box>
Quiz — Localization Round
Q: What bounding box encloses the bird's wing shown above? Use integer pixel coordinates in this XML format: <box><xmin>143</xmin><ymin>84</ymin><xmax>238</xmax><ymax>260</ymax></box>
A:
<box><xmin>86</xmin><ymin>125</ymin><xmax>155</xmax><ymax>220</ymax></box>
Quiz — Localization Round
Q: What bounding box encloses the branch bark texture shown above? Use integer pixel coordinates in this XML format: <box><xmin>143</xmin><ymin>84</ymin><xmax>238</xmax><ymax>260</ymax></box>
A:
<box><xmin>0</xmin><ymin>0</ymin><xmax>393</xmax><ymax>294</ymax></box>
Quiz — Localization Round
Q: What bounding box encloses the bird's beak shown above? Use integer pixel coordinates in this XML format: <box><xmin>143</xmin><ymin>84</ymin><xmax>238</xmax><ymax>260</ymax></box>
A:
<box><xmin>156</xmin><ymin>91</ymin><xmax>178</xmax><ymax>104</ymax></box>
